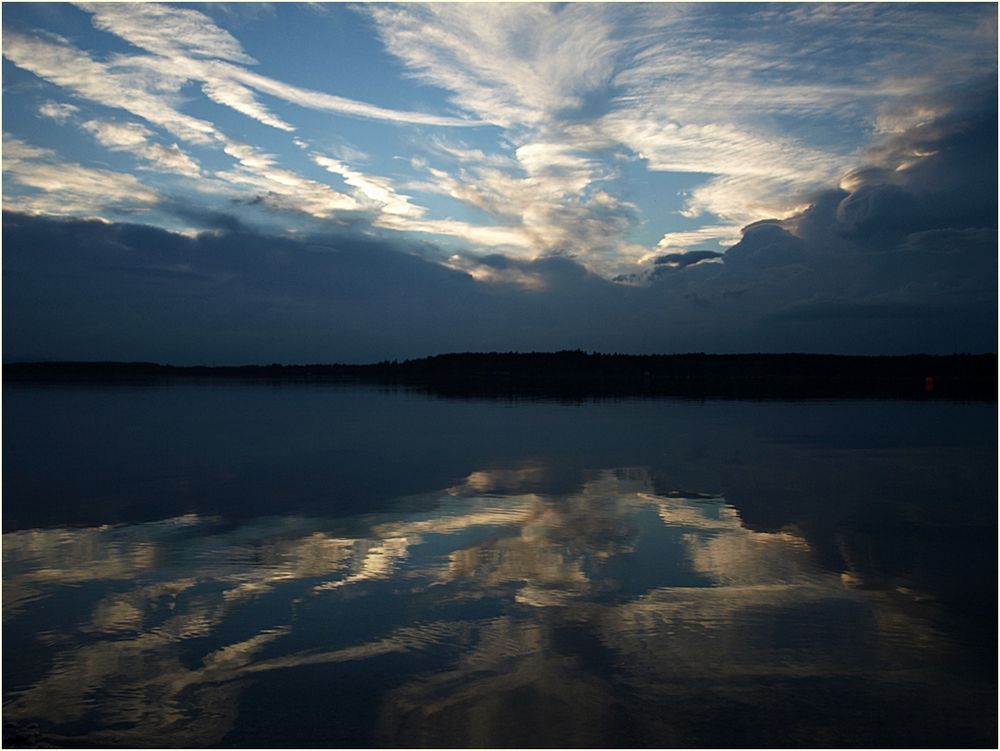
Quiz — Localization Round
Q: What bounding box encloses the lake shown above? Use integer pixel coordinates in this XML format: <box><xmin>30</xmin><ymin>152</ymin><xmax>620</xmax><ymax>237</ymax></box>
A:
<box><xmin>3</xmin><ymin>382</ymin><xmax>996</xmax><ymax>747</ymax></box>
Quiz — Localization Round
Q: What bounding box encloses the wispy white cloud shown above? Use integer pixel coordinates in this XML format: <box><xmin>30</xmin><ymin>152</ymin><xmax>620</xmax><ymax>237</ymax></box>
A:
<box><xmin>83</xmin><ymin>119</ymin><xmax>153</xmax><ymax>149</ymax></box>
<box><xmin>367</xmin><ymin>3</ymin><xmax>996</xmax><ymax>270</ymax></box>
<box><xmin>310</xmin><ymin>154</ymin><xmax>423</xmax><ymax>218</ymax></box>
<box><xmin>76</xmin><ymin>2</ymin><xmax>479</xmax><ymax>129</ymax></box>
<box><xmin>611</xmin><ymin>4</ymin><xmax>995</xmax><ymax>218</ymax></box>
<box><xmin>376</xmin><ymin>213</ymin><xmax>534</xmax><ymax>252</ymax></box>
<box><xmin>426</xmin><ymin>138</ymin><xmax>516</xmax><ymax>169</ymax></box>
<box><xmin>3</xmin><ymin>134</ymin><xmax>159</xmax><ymax>215</ymax></box>
<box><xmin>600</xmin><ymin>116</ymin><xmax>848</xmax><ymax>225</ymax></box>
<box><xmin>678</xmin><ymin>175</ymin><xmax>817</xmax><ymax>228</ymax></box>
<box><xmin>655</xmin><ymin>225</ymin><xmax>744</xmax><ymax>255</ymax></box>
<box><xmin>81</xmin><ymin>120</ymin><xmax>202</xmax><ymax>177</ymax></box>
<box><xmin>402</xmin><ymin>133</ymin><xmax>643</xmax><ymax>272</ymax></box>
<box><xmin>4</xmin><ymin>4</ymin><xmax>482</xmax><ymax>235</ymax></box>
<box><xmin>200</xmin><ymin>76</ymin><xmax>295</xmax><ymax>132</ymax></box>
<box><xmin>3</xmin><ymin>31</ymin><xmax>224</xmax><ymax>145</ymax></box>
<box><xmin>308</xmin><ymin>139</ymin><xmax>370</xmax><ymax>165</ymax></box>
<box><xmin>367</xmin><ymin>3</ymin><xmax>622</xmax><ymax>129</ymax></box>
<box><xmin>5</xmin><ymin>2</ymin><xmax>994</xmax><ymax>279</ymax></box>
<box><xmin>216</xmin><ymin>141</ymin><xmax>360</xmax><ymax>219</ymax></box>
<box><xmin>310</xmin><ymin>143</ymin><xmax>606</xmax><ymax>255</ymax></box>
<box><xmin>224</xmin><ymin>64</ymin><xmax>480</xmax><ymax>128</ymax></box>
<box><xmin>366</xmin><ymin>4</ymin><xmax>820</xmax><ymax>267</ymax></box>
<box><xmin>78</xmin><ymin>1</ymin><xmax>256</xmax><ymax>64</ymax></box>
<box><xmin>37</xmin><ymin>100</ymin><xmax>79</xmax><ymax>123</ymax></box>
<box><xmin>138</xmin><ymin>143</ymin><xmax>202</xmax><ymax>178</ymax></box>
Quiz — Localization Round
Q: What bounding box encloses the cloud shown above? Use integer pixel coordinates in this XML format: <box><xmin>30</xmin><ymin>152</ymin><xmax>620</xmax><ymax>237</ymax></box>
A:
<box><xmin>307</xmin><ymin>153</ymin><xmax>549</xmax><ymax>253</ymax></box>
<box><xmin>3</xmin><ymin>31</ymin><xmax>224</xmax><ymax>145</ymax></box>
<box><xmin>79</xmin><ymin>120</ymin><xmax>201</xmax><ymax>178</ymax></box>
<box><xmin>6</xmin><ymin>4</ymin><xmax>995</xmax><ymax>279</ymax></box>
<box><xmin>603</xmin><ymin>117</ymin><xmax>847</xmax><ymax>224</ymax></box>
<box><xmin>403</xmin><ymin>135</ymin><xmax>641</xmax><ymax>271</ymax></box>
<box><xmin>3</xmin><ymin>76</ymin><xmax>995</xmax><ymax>361</ymax></box>
<box><xmin>644</xmin><ymin>82</ymin><xmax>997</xmax><ymax>347</ymax></box>
<box><xmin>426</xmin><ymin>138</ymin><xmax>515</xmax><ymax>169</ymax></box>
<box><xmin>213</xmin><ymin>141</ymin><xmax>361</xmax><ymax>219</ymax></box>
<box><xmin>83</xmin><ymin>120</ymin><xmax>153</xmax><ymax>149</ymax></box>
<box><xmin>4</xmin><ymin>5</ymin><xmax>484</xmax><ymax>246</ymax></box>
<box><xmin>364</xmin><ymin>5</ymin><xmax>651</xmax><ymax>270</ymax></box>
<box><xmin>139</xmin><ymin>143</ymin><xmax>203</xmax><ymax>178</ymax></box>
<box><xmin>653</xmin><ymin>250</ymin><xmax>724</xmax><ymax>269</ymax></box>
<box><xmin>2</xmin><ymin>16</ymin><xmax>468</xmax><ymax>165</ymax></box>
<box><xmin>78</xmin><ymin>1</ymin><xmax>256</xmax><ymax>64</ymax></box>
<box><xmin>365</xmin><ymin>5</ymin><xmax>844</xmax><ymax>267</ymax></box>
<box><xmin>367</xmin><ymin>3</ymin><xmax>996</xmax><ymax>266</ymax></box>
<box><xmin>310</xmin><ymin>154</ymin><xmax>423</xmax><ymax>218</ymax></box>
<box><xmin>199</xmin><ymin>76</ymin><xmax>295</xmax><ymax>132</ymax></box>
<box><xmin>723</xmin><ymin>220</ymin><xmax>807</xmax><ymax>272</ymax></box>
<box><xmin>2</xmin><ymin>5</ymin><xmax>995</xmax><ymax>355</ymax></box>
<box><xmin>223</xmin><ymin>65</ymin><xmax>480</xmax><ymax>128</ymax></box>
<box><xmin>5</xmin><ymin>171</ymin><xmax>994</xmax><ymax>366</ymax></box>
<box><xmin>371</xmin><ymin>6</ymin><xmax>783</xmax><ymax>214</ymax></box>
<box><xmin>367</xmin><ymin>3</ymin><xmax>622</xmax><ymax>128</ymax></box>
<box><xmin>37</xmin><ymin>100</ymin><xmax>79</xmax><ymax>123</ymax></box>
<box><xmin>73</xmin><ymin>2</ymin><xmax>478</xmax><ymax>129</ymax></box>
<box><xmin>375</xmin><ymin>213</ymin><xmax>534</xmax><ymax>253</ymax></box>
<box><xmin>2</xmin><ymin>135</ymin><xmax>159</xmax><ymax>216</ymax></box>
<box><xmin>656</xmin><ymin>225</ymin><xmax>743</xmax><ymax>253</ymax></box>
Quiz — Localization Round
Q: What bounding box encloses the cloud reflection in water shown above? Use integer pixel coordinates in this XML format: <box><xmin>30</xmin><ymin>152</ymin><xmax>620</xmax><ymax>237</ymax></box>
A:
<box><xmin>1</xmin><ymin>465</ymin><xmax>980</xmax><ymax>747</ymax></box>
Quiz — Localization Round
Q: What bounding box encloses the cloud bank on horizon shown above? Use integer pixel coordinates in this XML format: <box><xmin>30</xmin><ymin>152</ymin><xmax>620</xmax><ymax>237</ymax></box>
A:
<box><xmin>2</xmin><ymin>3</ymin><xmax>997</xmax><ymax>362</ymax></box>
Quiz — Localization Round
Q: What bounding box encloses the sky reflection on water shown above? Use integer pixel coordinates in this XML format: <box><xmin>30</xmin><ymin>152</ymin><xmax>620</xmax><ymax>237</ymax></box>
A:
<box><xmin>3</xmin><ymin>385</ymin><xmax>996</xmax><ymax>747</ymax></box>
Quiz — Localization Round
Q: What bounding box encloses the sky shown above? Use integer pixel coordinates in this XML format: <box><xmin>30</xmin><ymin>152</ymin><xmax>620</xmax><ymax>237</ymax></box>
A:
<box><xmin>2</xmin><ymin>2</ymin><xmax>997</xmax><ymax>363</ymax></box>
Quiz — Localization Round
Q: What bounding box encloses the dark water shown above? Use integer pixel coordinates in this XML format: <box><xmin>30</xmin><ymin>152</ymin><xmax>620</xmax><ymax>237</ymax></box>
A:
<box><xmin>3</xmin><ymin>382</ymin><xmax>996</xmax><ymax>748</ymax></box>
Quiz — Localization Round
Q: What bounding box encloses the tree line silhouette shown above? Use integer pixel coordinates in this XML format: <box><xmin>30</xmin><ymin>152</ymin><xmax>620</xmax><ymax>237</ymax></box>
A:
<box><xmin>5</xmin><ymin>351</ymin><xmax>996</xmax><ymax>400</ymax></box>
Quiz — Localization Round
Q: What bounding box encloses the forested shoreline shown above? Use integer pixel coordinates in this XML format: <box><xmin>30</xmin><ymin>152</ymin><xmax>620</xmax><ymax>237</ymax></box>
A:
<box><xmin>5</xmin><ymin>352</ymin><xmax>996</xmax><ymax>400</ymax></box>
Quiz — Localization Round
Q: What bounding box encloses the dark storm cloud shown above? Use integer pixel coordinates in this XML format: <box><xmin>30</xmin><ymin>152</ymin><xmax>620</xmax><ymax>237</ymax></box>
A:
<box><xmin>3</xmin><ymin>81</ymin><xmax>995</xmax><ymax>363</ymax></box>
<box><xmin>833</xmin><ymin>184</ymin><xmax>918</xmax><ymax>242</ymax></box>
<box><xmin>720</xmin><ymin>221</ymin><xmax>807</xmax><ymax>272</ymax></box>
<box><xmin>160</xmin><ymin>202</ymin><xmax>252</xmax><ymax>235</ymax></box>
<box><xmin>3</xmin><ymin>212</ymin><xmax>639</xmax><ymax>364</ymax></box>
<box><xmin>640</xmin><ymin>79</ymin><xmax>997</xmax><ymax>351</ymax></box>
<box><xmin>840</xmin><ymin>78</ymin><xmax>998</xmax><ymax>235</ymax></box>
<box><xmin>3</xmin><ymin>201</ymin><xmax>993</xmax><ymax>364</ymax></box>
<box><xmin>2</xmin><ymin>212</ymin><xmax>480</xmax><ymax>364</ymax></box>
<box><xmin>652</xmin><ymin>250</ymin><xmax>724</xmax><ymax>269</ymax></box>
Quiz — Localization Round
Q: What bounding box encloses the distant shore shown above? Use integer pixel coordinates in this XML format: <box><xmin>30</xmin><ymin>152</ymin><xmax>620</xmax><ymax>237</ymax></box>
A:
<box><xmin>5</xmin><ymin>352</ymin><xmax>996</xmax><ymax>401</ymax></box>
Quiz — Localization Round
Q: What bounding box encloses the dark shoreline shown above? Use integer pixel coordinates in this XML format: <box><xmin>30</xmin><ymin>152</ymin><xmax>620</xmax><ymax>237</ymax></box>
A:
<box><xmin>4</xmin><ymin>351</ymin><xmax>996</xmax><ymax>401</ymax></box>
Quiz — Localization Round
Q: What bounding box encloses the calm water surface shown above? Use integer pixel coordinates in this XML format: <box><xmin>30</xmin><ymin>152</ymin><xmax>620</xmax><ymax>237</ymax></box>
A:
<box><xmin>3</xmin><ymin>383</ymin><xmax>996</xmax><ymax>747</ymax></box>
